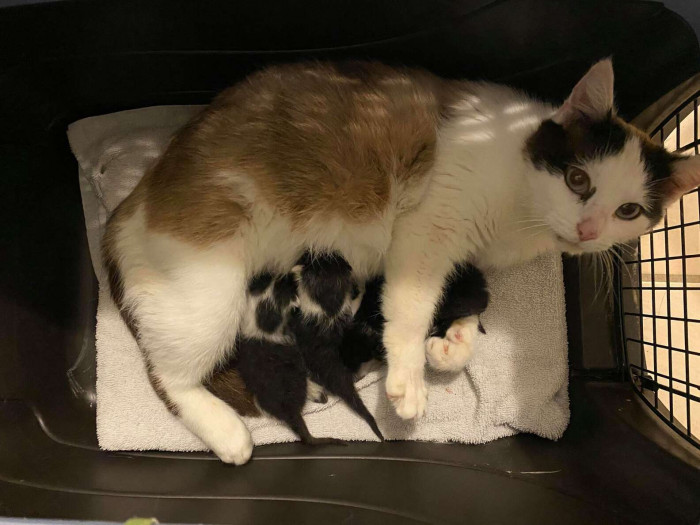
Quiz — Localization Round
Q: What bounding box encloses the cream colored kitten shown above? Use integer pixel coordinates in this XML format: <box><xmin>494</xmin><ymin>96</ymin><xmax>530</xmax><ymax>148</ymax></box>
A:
<box><xmin>103</xmin><ymin>59</ymin><xmax>700</xmax><ymax>463</ymax></box>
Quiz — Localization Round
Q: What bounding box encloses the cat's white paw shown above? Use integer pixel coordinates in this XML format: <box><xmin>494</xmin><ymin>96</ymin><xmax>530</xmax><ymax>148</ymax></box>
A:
<box><xmin>386</xmin><ymin>365</ymin><xmax>427</xmax><ymax>419</ymax></box>
<box><xmin>425</xmin><ymin>316</ymin><xmax>479</xmax><ymax>372</ymax></box>
<box><xmin>207</xmin><ymin>417</ymin><xmax>254</xmax><ymax>465</ymax></box>
<box><xmin>426</xmin><ymin>336</ymin><xmax>472</xmax><ymax>371</ymax></box>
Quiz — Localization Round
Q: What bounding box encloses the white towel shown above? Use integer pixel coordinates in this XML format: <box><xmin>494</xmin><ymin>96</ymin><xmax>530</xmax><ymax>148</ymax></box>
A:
<box><xmin>68</xmin><ymin>106</ymin><xmax>570</xmax><ymax>451</ymax></box>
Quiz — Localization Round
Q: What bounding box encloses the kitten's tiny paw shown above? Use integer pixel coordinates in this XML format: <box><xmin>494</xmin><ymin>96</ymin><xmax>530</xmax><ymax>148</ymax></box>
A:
<box><xmin>210</xmin><ymin>421</ymin><xmax>253</xmax><ymax>465</ymax></box>
<box><xmin>386</xmin><ymin>365</ymin><xmax>427</xmax><ymax>419</ymax></box>
<box><xmin>307</xmin><ymin>380</ymin><xmax>328</xmax><ymax>404</ymax></box>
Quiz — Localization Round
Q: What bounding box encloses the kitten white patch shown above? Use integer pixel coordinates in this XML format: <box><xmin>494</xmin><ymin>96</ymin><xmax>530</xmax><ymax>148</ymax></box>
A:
<box><xmin>240</xmin><ymin>280</ymin><xmax>292</xmax><ymax>344</ymax></box>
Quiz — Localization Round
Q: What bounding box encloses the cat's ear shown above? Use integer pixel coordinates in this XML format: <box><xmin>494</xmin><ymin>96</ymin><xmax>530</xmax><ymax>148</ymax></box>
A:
<box><xmin>663</xmin><ymin>155</ymin><xmax>700</xmax><ymax>203</ymax></box>
<box><xmin>552</xmin><ymin>58</ymin><xmax>615</xmax><ymax>126</ymax></box>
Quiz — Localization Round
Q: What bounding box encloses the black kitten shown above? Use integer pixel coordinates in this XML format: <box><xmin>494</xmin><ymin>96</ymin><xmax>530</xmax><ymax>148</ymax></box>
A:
<box><xmin>234</xmin><ymin>337</ymin><xmax>342</xmax><ymax>445</ymax></box>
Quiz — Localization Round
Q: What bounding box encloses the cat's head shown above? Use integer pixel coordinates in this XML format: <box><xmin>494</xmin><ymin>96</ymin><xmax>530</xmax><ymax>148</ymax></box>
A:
<box><xmin>525</xmin><ymin>58</ymin><xmax>700</xmax><ymax>255</ymax></box>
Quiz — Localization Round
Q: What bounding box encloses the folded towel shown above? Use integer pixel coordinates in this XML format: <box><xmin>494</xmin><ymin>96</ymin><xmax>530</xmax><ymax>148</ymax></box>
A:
<box><xmin>68</xmin><ymin>106</ymin><xmax>569</xmax><ymax>451</ymax></box>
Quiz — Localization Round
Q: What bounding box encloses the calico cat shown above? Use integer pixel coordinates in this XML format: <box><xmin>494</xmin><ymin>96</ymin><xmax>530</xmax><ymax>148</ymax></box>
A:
<box><xmin>210</xmin><ymin>252</ymin><xmax>384</xmax><ymax>444</ymax></box>
<box><xmin>103</xmin><ymin>58</ymin><xmax>700</xmax><ymax>463</ymax></box>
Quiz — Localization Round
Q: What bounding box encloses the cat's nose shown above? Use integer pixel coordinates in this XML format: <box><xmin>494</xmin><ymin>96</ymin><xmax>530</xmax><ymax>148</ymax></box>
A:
<box><xmin>577</xmin><ymin>218</ymin><xmax>598</xmax><ymax>242</ymax></box>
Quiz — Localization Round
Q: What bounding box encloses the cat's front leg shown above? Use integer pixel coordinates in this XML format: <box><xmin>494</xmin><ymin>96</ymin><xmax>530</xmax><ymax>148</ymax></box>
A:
<box><xmin>382</xmin><ymin>226</ymin><xmax>457</xmax><ymax>419</ymax></box>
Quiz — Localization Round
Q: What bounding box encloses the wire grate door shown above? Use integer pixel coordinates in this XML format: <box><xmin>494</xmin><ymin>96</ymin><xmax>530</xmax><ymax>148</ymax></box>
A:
<box><xmin>619</xmin><ymin>90</ymin><xmax>700</xmax><ymax>449</ymax></box>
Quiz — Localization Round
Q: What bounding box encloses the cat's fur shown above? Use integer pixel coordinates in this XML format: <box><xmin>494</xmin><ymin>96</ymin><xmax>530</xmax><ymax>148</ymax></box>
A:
<box><xmin>103</xmin><ymin>59</ymin><xmax>700</xmax><ymax>463</ymax></box>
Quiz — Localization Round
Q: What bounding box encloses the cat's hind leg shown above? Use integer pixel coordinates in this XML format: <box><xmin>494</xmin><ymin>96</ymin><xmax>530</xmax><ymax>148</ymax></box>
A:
<box><xmin>117</xmin><ymin>234</ymin><xmax>254</xmax><ymax>464</ymax></box>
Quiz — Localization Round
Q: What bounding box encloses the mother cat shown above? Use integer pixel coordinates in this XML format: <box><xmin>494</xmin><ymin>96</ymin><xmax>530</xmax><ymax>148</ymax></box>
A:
<box><xmin>103</xmin><ymin>58</ymin><xmax>700</xmax><ymax>464</ymax></box>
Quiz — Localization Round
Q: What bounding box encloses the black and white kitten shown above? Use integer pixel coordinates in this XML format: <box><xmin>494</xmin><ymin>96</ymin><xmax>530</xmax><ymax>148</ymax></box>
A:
<box><xmin>215</xmin><ymin>252</ymin><xmax>384</xmax><ymax>444</ymax></box>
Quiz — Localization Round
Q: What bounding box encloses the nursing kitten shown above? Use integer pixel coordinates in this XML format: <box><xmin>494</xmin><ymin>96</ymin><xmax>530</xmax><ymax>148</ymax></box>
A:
<box><xmin>287</xmin><ymin>253</ymin><xmax>384</xmax><ymax>441</ymax></box>
<box><xmin>211</xmin><ymin>252</ymin><xmax>384</xmax><ymax>444</ymax></box>
<box><xmin>210</xmin><ymin>257</ymin><xmax>488</xmax><ymax>447</ymax></box>
<box><xmin>103</xmin><ymin>59</ymin><xmax>700</xmax><ymax>463</ymax></box>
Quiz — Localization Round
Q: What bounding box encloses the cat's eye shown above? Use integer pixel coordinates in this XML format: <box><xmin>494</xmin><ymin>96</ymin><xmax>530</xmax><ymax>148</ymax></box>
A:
<box><xmin>565</xmin><ymin>167</ymin><xmax>591</xmax><ymax>195</ymax></box>
<box><xmin>615</xmin><ymin>203</ymin><xmax>642</xmax><ymax>220</ymax></box>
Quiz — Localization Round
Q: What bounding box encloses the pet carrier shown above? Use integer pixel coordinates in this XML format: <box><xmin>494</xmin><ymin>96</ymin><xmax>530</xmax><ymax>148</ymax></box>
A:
<box><xmin>1</xmin><ymin>1</ymin><xmax>699</xmax><ymax>523</ymax></box>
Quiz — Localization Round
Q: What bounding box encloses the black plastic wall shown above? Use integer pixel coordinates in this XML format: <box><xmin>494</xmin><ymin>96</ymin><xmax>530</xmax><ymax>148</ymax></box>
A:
<box><xmin>1</xmin><ymin>1</ymin><xmax>699</xmax><ymax>523</ymax></box>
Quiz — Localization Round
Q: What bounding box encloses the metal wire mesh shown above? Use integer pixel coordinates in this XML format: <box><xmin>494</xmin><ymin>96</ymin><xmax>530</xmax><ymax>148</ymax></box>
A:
<box><xmin>619</xmin><ymin>90</ymin><xmax>700</xmax><ymax>449</ymax></box>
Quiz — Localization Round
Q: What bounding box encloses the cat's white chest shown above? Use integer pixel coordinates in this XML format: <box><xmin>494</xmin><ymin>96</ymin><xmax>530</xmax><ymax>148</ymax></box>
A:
<box><xmin>476</xmin><ymin>229</ymin><xmax>557</xmax><ymax>269</ymax></box>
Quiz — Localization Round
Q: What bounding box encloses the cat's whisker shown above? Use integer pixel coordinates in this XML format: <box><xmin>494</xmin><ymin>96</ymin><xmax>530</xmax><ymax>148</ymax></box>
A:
<box><xmin>514</xmin><ymin>222</ymin><xmax>547</xmax><ymax>228</ymax></box>
<box><xmin>594</xmin><ymin>252</ymin><xmax>606</xmax><ymax>303</ymax></box>
<box><xmin>587</xmin><ymin>254</ymin><xmax>596</xmax><ymax>298</ymax></box>
<box><xmin>592</xmin><ymin>251</ymin><xmax>613</xmax><ymax>303</ymax></box>
<box><xmin>513</xmin><ymin>222</ymin><xmax>548</xmax><ymax>230</ymax></box>
<box><xmin>608</xmin><ymin>252</ymin><xmax>617</xmax><ymax>297</ymax></box>
<box><xmin>514</xmin><ymin>223</ymin><xmax>548</xmax><ymax>233</ymax></box>
<box><xmin>609</xmin><ymin>247</ymin><xmax>633</xmax><ymax>297</ymax></box>
<box><xmin>515</xmin><ymin>218</ymin><xmax>547</xmax><ymax>224</ymax></box>
<box><xmin>604</xmin><ymin>251</ymin><xmax>615</xmax><ymax>300</ymax></box>
<box><xmin>592</xmin><ymin>253</ymin><xmax>604</xmax><ymax>303</ymax></box>
<box><xmin>609</xmin><ymin>247</ymin><xmax>630</xmax><ymax>270</ymax></box>
<box><xmin>521</xmin><ymin>229</ymin><xmax>548</xmax><ymax>242</ymax></box>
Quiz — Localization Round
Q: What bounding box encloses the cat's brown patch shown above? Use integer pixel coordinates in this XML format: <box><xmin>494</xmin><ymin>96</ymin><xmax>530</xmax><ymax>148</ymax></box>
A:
<box><xmin>143</xmin><ymin>135</ymin><xmax>252</xmax><ymax>245</ymax></box>
<box><xmin>145</xmin><ymin>360</ymin><xmax>179</xmax><ymax>415</ymax></box>
<box><xmin>137</xmin><ymin>62</ymin><xmax>459</xmax><ymax>243</ymax></box>
<box><xmin>206</xmin><ymin>367</ymin><xmax>260</xmax><ymax>417</ymax></box>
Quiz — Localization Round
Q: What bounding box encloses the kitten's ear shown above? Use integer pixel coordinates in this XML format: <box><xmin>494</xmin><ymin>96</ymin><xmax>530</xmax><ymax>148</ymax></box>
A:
<box><xmin>552</xmin><ymin>58</ymin><xmax>615</xmax><ymax>126</ymax></box>
<box><xmin>663</xmin><ymin>155</ymin><xmax>700</xmax><ymax>203</ymax></box>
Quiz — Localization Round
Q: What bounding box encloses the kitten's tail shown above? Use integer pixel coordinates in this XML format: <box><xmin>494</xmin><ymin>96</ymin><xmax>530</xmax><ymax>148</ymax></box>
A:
<box><xmin>290</xmin><ymin>413</ymin><xmax>346</xmax><ymax>446</ymax></box>
<box><xmin>332</xmin><ymin>380</ymin><xmax>384</xmax><ymax>441</ymax></box>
